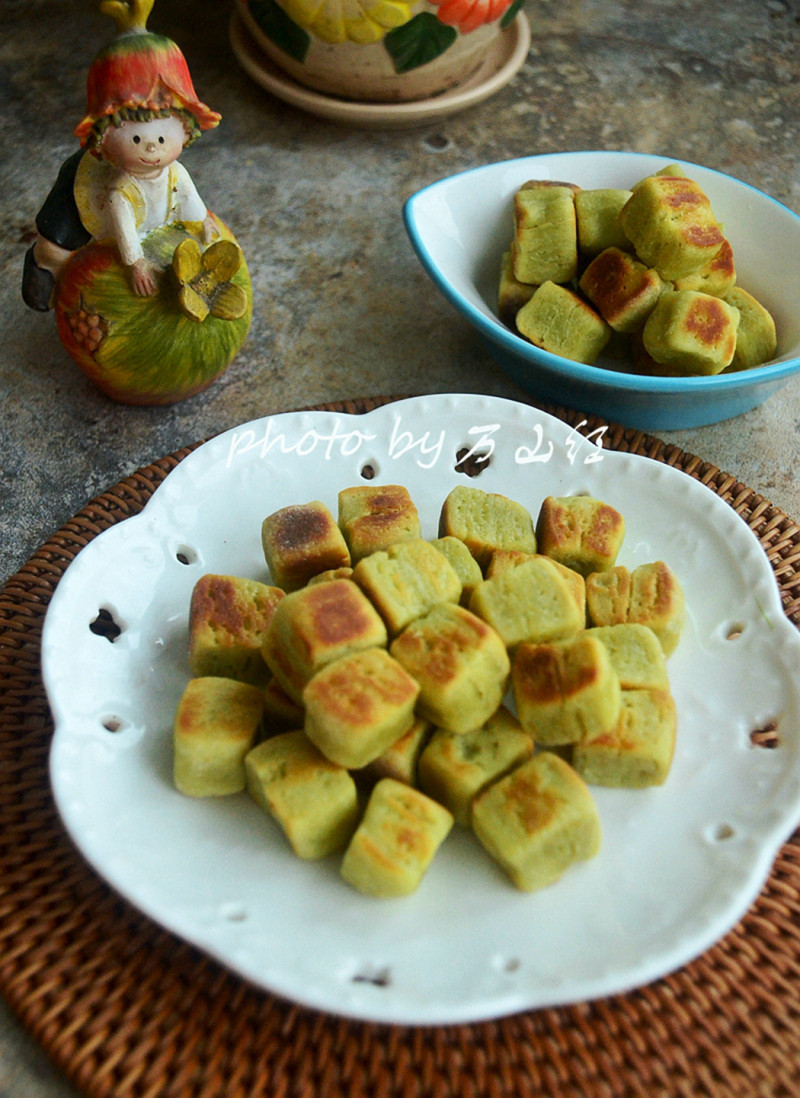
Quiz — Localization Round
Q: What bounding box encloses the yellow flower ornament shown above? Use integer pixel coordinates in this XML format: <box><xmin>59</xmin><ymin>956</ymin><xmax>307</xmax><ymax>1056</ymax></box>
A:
<box><xmin>281</xmin><ymin>0</ymin><xmax>412</xmax><ymax>43</ymax></box>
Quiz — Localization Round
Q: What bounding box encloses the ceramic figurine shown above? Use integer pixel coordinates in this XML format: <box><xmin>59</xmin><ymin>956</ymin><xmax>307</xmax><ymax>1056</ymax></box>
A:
<box><xmin>22</xmin><ymin>0</ymin><xmax>252</xmax><ymax>405</ymax></box>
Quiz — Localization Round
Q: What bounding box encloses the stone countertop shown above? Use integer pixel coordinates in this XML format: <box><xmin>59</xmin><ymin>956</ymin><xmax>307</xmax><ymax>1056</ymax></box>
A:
<box><xmin>1</xmin><ymin>0</ymin><xmax>799</xmax><ymax>1093</ymax></box>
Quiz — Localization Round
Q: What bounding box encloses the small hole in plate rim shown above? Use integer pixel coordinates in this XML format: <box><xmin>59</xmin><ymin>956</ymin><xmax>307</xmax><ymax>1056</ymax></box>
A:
<box><xmin>101</xmin><ymin>715</ymin><xmax>126</xmax><ymax>733</ymax></box>
<box><xmin>455</xmin><ymin>447</ymin><xmax>491</xmax><ymax>478</ymax></box>
<box><xmin>351</xmin><ymin>966</ymin><xmax>391</xmax><ymax>987</ymax></box>
<box><xmin>493</xmin><ymin>955</ymin><xmax>521</xmax><ymax>973</ymax></box>
<box><xmin>175</xmin><ymin>545</ymin><xmax>199</xmax><ymax>565</ymax></box>
<box><xmin>724</xmin><ymin>621</ymin><xmax>746</xmax><ymax>641</ymax></box>
<box><xmin>360</xmin><ymin>463</ymin><xmax>377</xmax><ymax>480</ymax></box>
<box><xmin>220</xmin><ymin>902</ymin><xmax>248</xmax><ymax>923</ymax></box>
<box><xmin>750</xmin><ymin>720</ymin><xmax>780</xmax><ymax>749</ymax></box>
<box><xmin>89</xmin><ymin>608</ymin><xmax>123</xmax><ymax>643</ymax></box>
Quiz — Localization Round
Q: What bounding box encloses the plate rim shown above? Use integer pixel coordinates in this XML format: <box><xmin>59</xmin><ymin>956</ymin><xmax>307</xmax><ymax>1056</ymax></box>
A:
<box><xmin>42</xmin><ymin>393</ymin><xmax>800</xmax><ymax>1025</ymax></box>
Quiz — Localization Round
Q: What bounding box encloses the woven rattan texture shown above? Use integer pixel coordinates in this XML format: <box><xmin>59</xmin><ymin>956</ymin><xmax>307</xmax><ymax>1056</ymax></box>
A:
<box><xmin>2</xmin><ymin>395</ymin><xmax>800</xmax><ymax>1098</ymax></box>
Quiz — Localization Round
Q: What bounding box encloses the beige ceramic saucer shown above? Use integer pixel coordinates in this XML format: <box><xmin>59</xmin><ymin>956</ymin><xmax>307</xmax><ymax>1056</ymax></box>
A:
<box><xmin>229</xmin><ymin>9</ymin><xmax>531</xmax><ymax>129</ymax></box>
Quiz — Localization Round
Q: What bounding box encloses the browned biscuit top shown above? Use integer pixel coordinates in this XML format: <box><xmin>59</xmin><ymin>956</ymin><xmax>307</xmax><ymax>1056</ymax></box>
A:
<box><xmin>268</xmin><ymin>505</ymin><xmax>332</xmax><ymax>553</ymax></box>
<box><xmin>393</xmin><ymin>607</ymin><xmax>495</xmax><ymax>686</ymax></box>
<box><xmin>190</xmin><ymin>576</ymin><xmax>283</xmax><ymax>636</ymax></box>
<box><xmin>304</xmin><ymin>580</ymin><xmax>380</xmax><ymax>645</ymax></box>
<box><xmin>513</xmin><ymin>641</ymin><xmax>601</xmax><ymax>705</ymax></box>
<box><xmin>683</xmin><ymin>296</ymin><xmax>735</xmax><ymax>348</ymax></box>
<box><xmin>305</xmin><ymin>650</ymin><xmax>418</xmax><ymax>726</ymax></box>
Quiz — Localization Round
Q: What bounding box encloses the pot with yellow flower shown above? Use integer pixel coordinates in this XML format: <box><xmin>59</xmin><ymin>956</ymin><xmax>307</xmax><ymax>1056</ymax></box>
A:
<box><xmin>22</xmin><ymin>0</ymin><xmax>252</xmax><ymax>405</ymax></box>
<box><xmin>236</xmin><ymin>0</ymin><xmax>525</xmax><ymax>102</ymax></box>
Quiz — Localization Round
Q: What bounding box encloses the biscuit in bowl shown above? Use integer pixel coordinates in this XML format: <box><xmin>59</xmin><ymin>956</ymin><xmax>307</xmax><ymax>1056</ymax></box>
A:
<box><xmin>471</xmin><ymin>752</ymin><xmax>602</xmax><ymax>892</ymax></box>
<box><xmin>498</xmin><ymin>250</ymin><xmax>537</xmax><ymax>330</ymax></box>
<box><xmin>574</xmin><ymin>188</ymin><xmax>633</xmax><ymax>258</ymax></box>
<box><xmin>512</xmin><ymin>183</ymin><xmax>578</xmax><ymax>286</ymax></box>
<box><xmin>673</xmin><ymin>238</ymin><xmax>736</xmax><ymax>297</ymax></box>
<box><xmin>724</xmin><ymin>286</ymin><xmax>778</xmax><ymax>370</ymax></box>
<box><xmin>516</xmin><ymin>281</ymin><xmax>611</xmax><ymax>366</ymax></box>
<box><xmin>578</xmin><ymin>247</ymin><xmax>663</xmax><ymax>334</ymax></box>
<box><xmin>619</xmin><ymin>173</ymin><xmax>726</xmax><ymax>281</ymax></box>
<box><xmin>642</xmin><ymin>290</ymin><xmax>740</xmax><ymax>375</ymax></box>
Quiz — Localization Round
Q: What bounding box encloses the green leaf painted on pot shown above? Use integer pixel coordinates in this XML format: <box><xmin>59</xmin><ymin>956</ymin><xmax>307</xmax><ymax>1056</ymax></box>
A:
<box><xmin>248</xmin><ymin>0</ymin><xmax>310</xmax><ymax>63</ymax></box>
<box><xmin>501</xmin><ymin>0</ymin><xmax>524</xmax><ymax>28</ymax></box>
<box><xmin>384</xmin><ymin>13</ymin><xmax>458</xmax><ymax>75</ymax></box>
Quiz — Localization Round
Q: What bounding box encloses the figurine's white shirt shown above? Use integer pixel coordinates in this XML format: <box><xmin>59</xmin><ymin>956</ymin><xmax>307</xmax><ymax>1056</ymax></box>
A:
<box><xmin>74</xmin><ymin>153</ymin><xmax>207</xmax><ymax>265</ymax></box>
<box><xmin>106</xmin><ymin>163</ymin><xmax>207</xmax><ymax>265</ymax></box>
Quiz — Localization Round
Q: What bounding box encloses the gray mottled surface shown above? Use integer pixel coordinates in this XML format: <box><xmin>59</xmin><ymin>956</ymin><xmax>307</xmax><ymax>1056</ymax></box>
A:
<box><xmin>1</xmin><ymin>0</ymin><xmax>799</xmax><ymax>1093</ymax></box>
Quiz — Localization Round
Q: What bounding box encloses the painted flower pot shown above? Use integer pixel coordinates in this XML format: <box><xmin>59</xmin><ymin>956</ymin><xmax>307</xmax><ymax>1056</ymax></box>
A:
<box><xmin>237</xmin><ymin>0</ymin><xmax>524</xmax><ymax>101</ymax></box>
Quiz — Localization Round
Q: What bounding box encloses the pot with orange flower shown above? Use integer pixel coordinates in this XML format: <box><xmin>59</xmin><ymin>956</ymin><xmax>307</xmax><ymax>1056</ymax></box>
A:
<box><xmin>22</xmin><ymin>0</ymin><xmax>252</xmax><ymax>405</ymax></box>
<box><xmin>236</xmin><ymin>0</ymin><xmax>525</xmax><ymax>102</ymax></box>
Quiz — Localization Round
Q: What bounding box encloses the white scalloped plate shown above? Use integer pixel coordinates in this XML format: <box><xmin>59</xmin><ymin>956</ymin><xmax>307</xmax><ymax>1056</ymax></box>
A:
<box><xmin>43</xmin><ymin>395</ymin><xmax>800</xmax><ymax>1025</ymax></box>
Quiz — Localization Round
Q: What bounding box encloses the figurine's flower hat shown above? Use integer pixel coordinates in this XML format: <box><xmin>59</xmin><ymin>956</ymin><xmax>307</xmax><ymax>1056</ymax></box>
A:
<box><xmin>74</xmin><ymin>0</ymin><xmax>221</xmax><ymax>146</ymax></box>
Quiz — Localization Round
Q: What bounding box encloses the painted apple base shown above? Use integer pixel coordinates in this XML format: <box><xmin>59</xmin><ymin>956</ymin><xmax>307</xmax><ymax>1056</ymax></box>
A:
<box><xmin>54</xmin><ymin>219</ymin><xmax>252</xmax><ymax>406</ymax></box>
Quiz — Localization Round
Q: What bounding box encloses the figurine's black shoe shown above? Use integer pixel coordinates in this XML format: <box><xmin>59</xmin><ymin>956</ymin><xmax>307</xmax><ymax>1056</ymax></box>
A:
<box><xmin>22</xmin><ymin>246</ymin><xmax>55</xmax><ymax>312</ymax></box>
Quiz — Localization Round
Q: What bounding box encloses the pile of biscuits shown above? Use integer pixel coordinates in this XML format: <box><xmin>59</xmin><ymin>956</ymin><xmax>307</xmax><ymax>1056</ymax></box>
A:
<box><xmin>499</xmin><ymin>163</ymin><xmax>777</xmax><ymax>376</ymax></box>
<box><xmin>173</xmin><ymin>482</ymin><xmax>685</xmax><ymax>898</ymax></box>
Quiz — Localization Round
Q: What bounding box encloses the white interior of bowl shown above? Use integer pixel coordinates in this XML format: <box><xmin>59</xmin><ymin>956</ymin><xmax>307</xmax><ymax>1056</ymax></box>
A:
<box><xmin>406</xmin><ymin>151</ymin><xmax>800</xmax><ymax>380</ymax></box>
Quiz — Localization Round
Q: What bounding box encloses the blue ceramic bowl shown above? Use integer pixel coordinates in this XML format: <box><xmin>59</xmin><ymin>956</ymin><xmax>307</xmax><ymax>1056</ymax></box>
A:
<box><xmin>404</xmin><ymin>151</ymin><xmax>800</xmax><ymax>431</ymax></box>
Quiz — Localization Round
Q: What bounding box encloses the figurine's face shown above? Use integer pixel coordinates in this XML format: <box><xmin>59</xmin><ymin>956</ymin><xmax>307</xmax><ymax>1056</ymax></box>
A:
<box><xmin>101</xmin><ymin>115</ymin><xmax>187</xmax><ymax>178</ymax></box>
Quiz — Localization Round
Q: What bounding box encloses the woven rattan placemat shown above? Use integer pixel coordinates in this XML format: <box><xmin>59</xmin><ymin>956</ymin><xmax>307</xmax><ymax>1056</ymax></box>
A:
<box><xmin>3</xmin><ymin>394</ymin><xmax>800</xmax><ymax>1098</ymax></box>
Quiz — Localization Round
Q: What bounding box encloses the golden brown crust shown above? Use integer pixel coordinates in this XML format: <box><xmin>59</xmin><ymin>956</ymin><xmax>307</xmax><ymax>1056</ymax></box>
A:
<box><xmin>338</xmin><ymin>485</ymin><xmax>421</xmax><ymax>561</ymax></box>
<box><xmin>188</xmin><ymin>574</ymin><xmax>284</xmax><ymax>685</ymax></box>
<box><xmin>261</xmin><ymin>579</ymin><xmax>388</xmax><ymax>703</ymax></box>
<box><xmin>261</xmin><ymin>501</ymin><xmax>351</xmax><ymax>592</ymax></box>
<box><xmin>536</xmin><ymin>496</ymin><xmax>625</xmax><ymax>577</ymax></box>
<box><xmin>578</xmin><ymin>247</ymin><xmax>662</xmax><ymax>334</ymax></box>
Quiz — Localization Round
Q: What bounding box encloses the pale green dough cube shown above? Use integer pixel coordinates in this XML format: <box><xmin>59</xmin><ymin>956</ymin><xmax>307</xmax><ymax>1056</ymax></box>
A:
<box><xmin>352</xmin><ymin>537</ymin><xmax>461</xmax><ymax>636</ymax></box>
<box><xmin>418</xmin><ymin>707</ymin><xmax>533</xmax><ymax>825</ymax></box>
<box><xmin>341</xmin><ymin>778</ymin><xmax>453</xmax><ymax>897</ymax></box>
<box><xmin>572</xmin><ymin>687</ymin><xmax>677</xmax><ymax>788</ymax></box>
<box><xmin>430</xmin><ymin>536</ymin><xmax>484</xmax><ymax>605</ymax></box>
<box><xmin>472</xmin><ymin>753</ymin><xmax>601</xmax><ymax>892</ymax></box>
<box><xmin>575</xmin><ymin>188</ymin><xmax>633</xmax><ymax>257</ymax></box>
<box><xmin>245</xmin><ymin>731</ymin><xmax>360</xmax><ymax>859</ymax></box>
